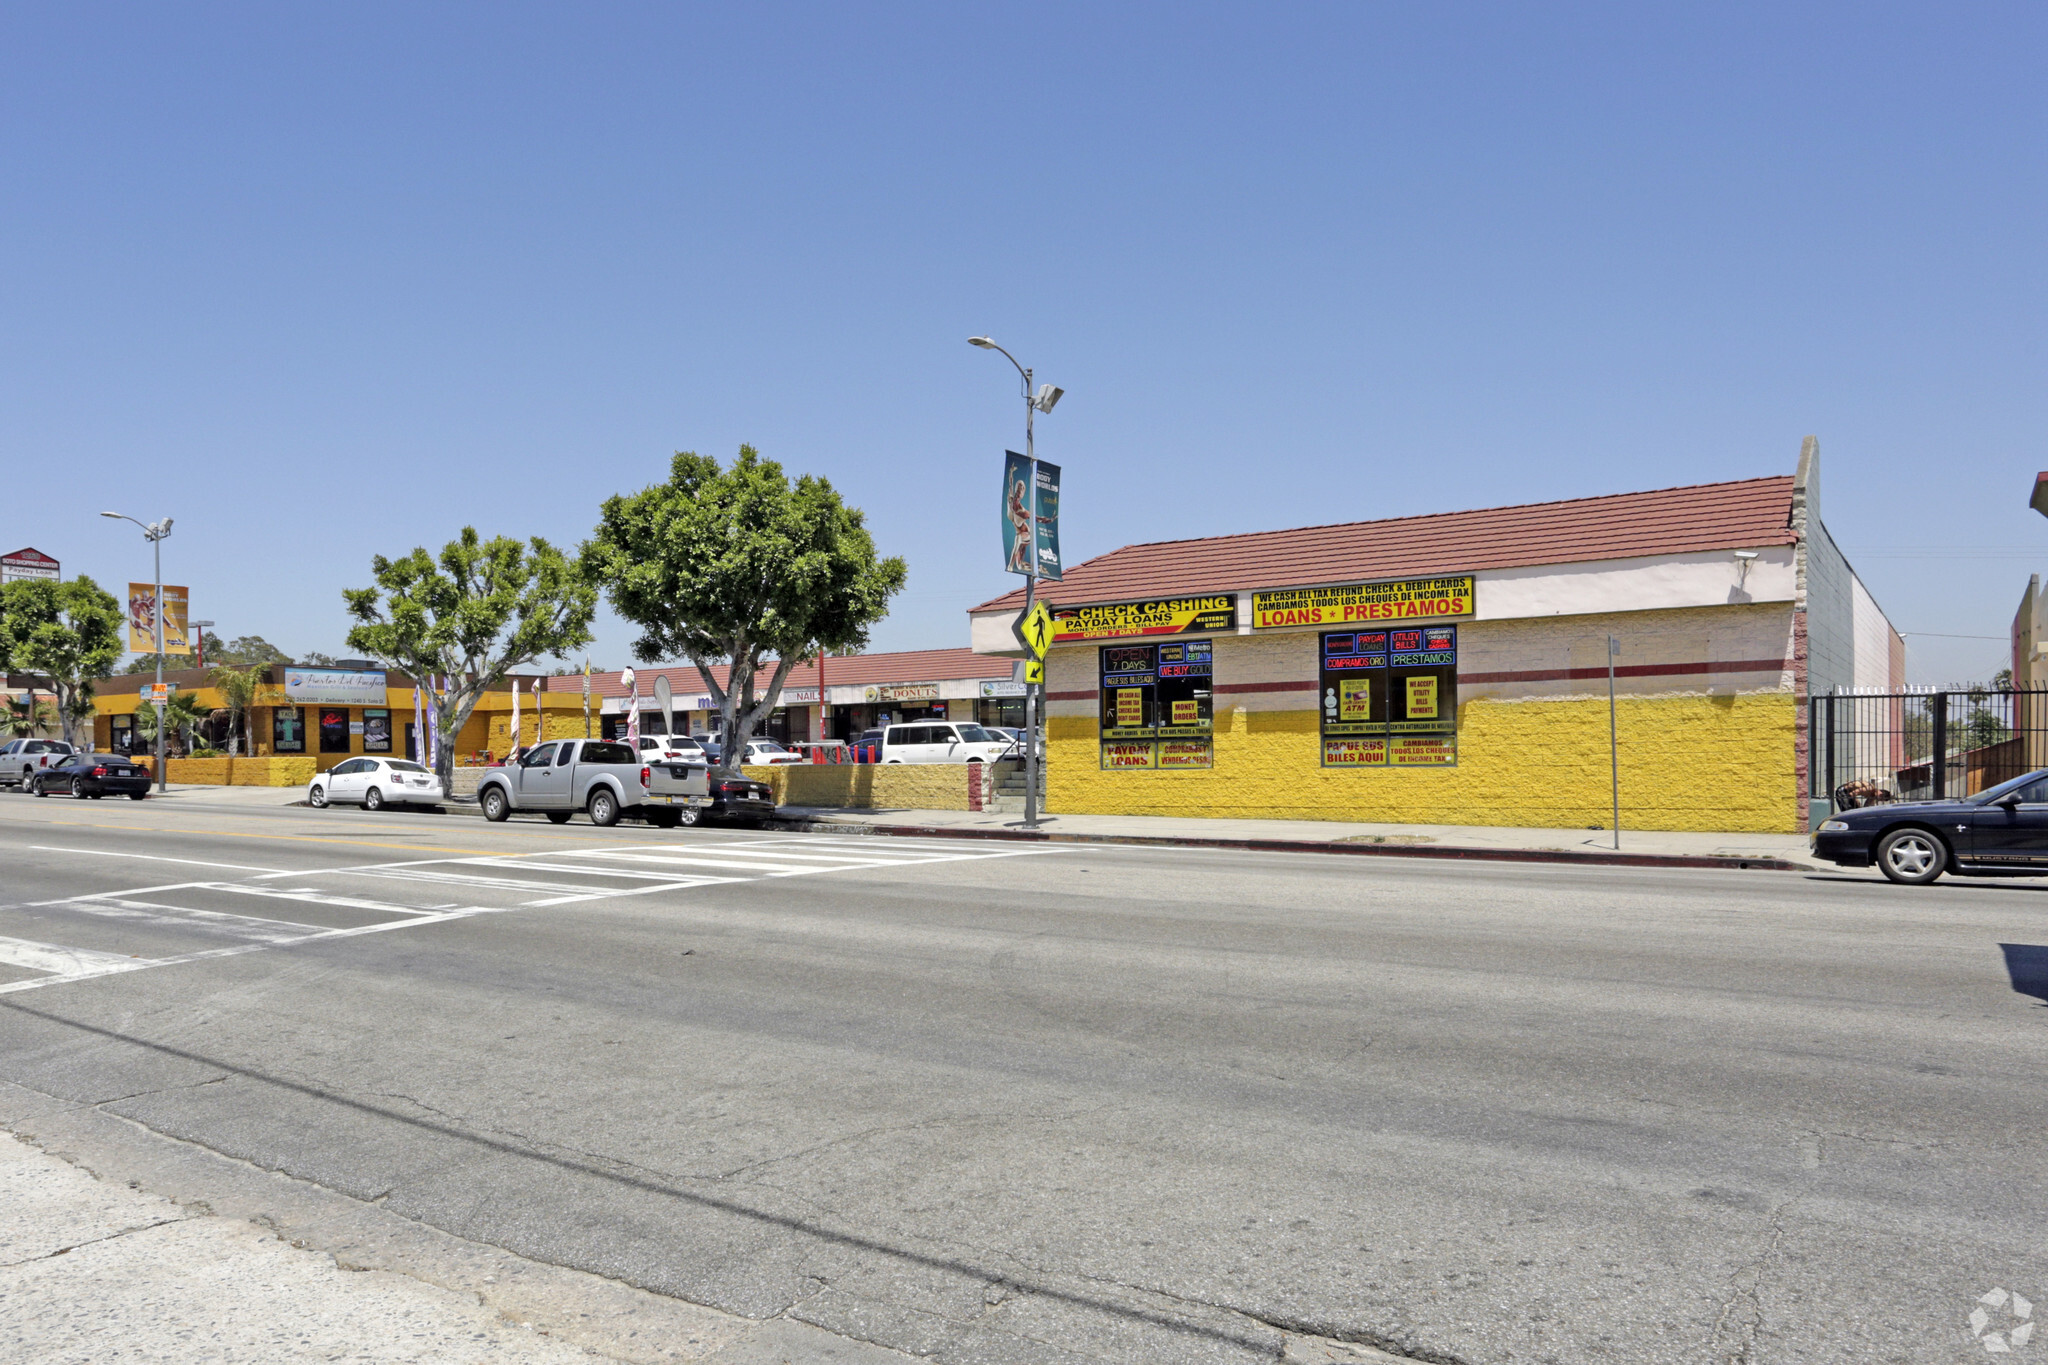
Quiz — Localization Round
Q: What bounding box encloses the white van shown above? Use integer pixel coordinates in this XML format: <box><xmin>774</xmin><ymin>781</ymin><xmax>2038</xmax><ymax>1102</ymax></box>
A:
<box><xmin>881</xmin><ymin>722</ymin><xmax>1014</xmax><ymax>765</ymax></box>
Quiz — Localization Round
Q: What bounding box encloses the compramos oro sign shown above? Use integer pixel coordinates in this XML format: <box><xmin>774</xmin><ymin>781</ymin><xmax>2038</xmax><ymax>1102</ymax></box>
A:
<box><xmin>1252</xmin><ymin>575</ymin><xmax>1475</xmax><ymax>629</ymax></box>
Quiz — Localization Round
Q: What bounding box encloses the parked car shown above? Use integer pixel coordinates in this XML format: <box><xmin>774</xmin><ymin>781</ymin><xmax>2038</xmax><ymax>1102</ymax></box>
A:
<box><xmin>307</xmin><ymin>757</ymin><xmax>447</xmax><ymax>811</ymax></box>
<box><xmin>2</xmin><ymin>738</ymin><xmax>75</xmax><ymax>789</ymax></box>
<box><xmin>475</xmin><ymin>738</ymin><xmax>710</xmax><ymax>828</ymax></box>
<box><xmin>636</xmin><ymin>734</ymin><xmax>710</xmax><ymax>763</ymax></box>
<box><xmin>737</xmin><ymin>739</ymin><xmax>805</xmax><ymax>766</ymax></box>
<box><xmin>984</xmin><ymin>726</ymin><xmax>1040</xmax><ymax>759</ymax></box>
<box><xmin>880</xmin><ymin>722</ymin><xmax>1014</xmax><ymax>765</ymax></box>
<box><xmin>29</xmin><ymin>752</ymin><xmax>149</xmax><ymax>800</ymax></box>
<box><xmin>1812</xmin><ymin>767</ymin><xmax>2048</xmax><ymax>884</ymax></box>
<box><xmin>704</xmin><ymin>772</ymin><xmax>777</xmax><ymax>825</ymax></box>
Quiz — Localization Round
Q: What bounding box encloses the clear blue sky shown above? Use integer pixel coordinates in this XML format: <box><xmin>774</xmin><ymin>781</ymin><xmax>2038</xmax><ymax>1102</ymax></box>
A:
<box><xmin>4</xmin><ymin>4</ymin><xmax>2043</xmax><ymax>683</ymax></box>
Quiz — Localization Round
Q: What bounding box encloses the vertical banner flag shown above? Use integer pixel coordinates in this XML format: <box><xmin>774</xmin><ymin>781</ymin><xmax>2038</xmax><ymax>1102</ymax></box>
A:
<box><xmin>126</xmin><ymin>583</ymin><xmax>192</xmax><ymax>654</ymax></box>
<box><xmin>1032</xmin><ymin>459</ymin><xmax>1062</xmax><ymax>581</ymax></box>
<box><xmin>1002</xmin><ymin>451</ymin><xmax>1033</xmax><ymax>576</ymax></box>
<box><xmin>509</xmin><ymin>679</ymin><xmax>521</xmax><ymax>755</ymax></box>
<box><xmin>653</xmin><ymin>674</ymin><xmax>673</xmax><ymax>741</ymax></box>
<box><xmin>412</xmin><ymin>685</ymin><xmax>422</xmax><ymax>763</ymax></box>
<box><xmin>583</xmin><ymin>659</ymin><xmax>592</xmax><ymax>737</ymax></box>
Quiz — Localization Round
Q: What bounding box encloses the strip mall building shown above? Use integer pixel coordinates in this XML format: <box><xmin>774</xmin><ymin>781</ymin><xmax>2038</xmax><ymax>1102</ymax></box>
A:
<box><xmin>970</xmin><ymin>443</ymin><xmax>1901</xmax><ymax>833</ymax></box>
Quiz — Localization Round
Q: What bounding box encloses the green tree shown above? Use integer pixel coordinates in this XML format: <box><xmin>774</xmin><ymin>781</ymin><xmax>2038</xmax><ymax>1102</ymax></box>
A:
<box><xmin>220</xmin><ymin>635</ymin><xmax>291</xmax><ymax>665</ymax></box>
<box><xmin>344</xmin><ymin>528</ymin><xmax>597</xmax><ymax>786</ymax></box>
<box><xmin>0</xmin><ymin>576</ymin><xmax>124</xmax><ymax>749</ymax></box>
<box><xmin>133</xmin><ymin>688</ymin><xmax>211</xmax><ymax>756</ymax></box>
<box><xmin>582</xmin><ymin>446</ymin><xmax>906</xmax><ymax>774</ymax></box>
<box><xmin>3</xmin><ymin>693</ymin><xmax>55</xmax><ymax>740</ymax></box>
<box><xmin>210</xmin><ymin>662</ymin><xmax>268</xmax><ymax>757</ymax></box>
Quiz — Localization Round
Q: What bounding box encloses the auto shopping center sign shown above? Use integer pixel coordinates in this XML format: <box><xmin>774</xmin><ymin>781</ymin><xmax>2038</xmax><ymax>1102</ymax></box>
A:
<box><xmin>284</xmin><ymin>668</ymin><xmax>387</xmax><ymax>705</ymax></box>
<box><xmin>1252</xmin><ymin>575</ymin><xmax>1475</xmax><ymax>629</ymax></box>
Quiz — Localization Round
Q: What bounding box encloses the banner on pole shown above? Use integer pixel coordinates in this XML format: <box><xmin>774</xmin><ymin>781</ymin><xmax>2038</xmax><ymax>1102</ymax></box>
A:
<box><xmin>126</xmin><ymin>583</ymin><xmax>191</xmax><ymax>654</ymax></box>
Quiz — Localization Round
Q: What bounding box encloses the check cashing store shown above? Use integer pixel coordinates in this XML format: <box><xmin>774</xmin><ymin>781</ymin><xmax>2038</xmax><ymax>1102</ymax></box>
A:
<box><xmin>969</xmin><ymin>466</ymin><xmax>1903</xmax><ymax>835</ymax></box>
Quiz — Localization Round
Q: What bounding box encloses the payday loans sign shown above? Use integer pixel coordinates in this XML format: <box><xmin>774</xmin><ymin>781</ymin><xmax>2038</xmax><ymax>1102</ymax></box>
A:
<box><xmin>1050</xmin><ymin>595</ymin><xmax>1237</xmax><ymax>643</ymax></box>
<box><xmin>1252</xmin><ymin>575</ymin><xmax>1474</xmax><ymax>629</ymax></box>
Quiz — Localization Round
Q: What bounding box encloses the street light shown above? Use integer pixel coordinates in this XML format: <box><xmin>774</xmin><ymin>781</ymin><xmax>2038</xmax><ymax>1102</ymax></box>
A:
<box><xmin>968</xmin><ymin>336</ymin><xmax>1060</xmax><ymax>830</ymax></box>
<box><xmin>102</xmin><ymin>511</ymin><xmax>174</xmax><ymax>793</ymax></box>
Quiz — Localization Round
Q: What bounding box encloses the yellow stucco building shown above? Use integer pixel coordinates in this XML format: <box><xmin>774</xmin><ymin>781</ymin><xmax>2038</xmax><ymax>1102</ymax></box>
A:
<box><xmin>969</xmin><ymin>442</ymin><xmax>1902</xmax><ymax>834</ymax></box>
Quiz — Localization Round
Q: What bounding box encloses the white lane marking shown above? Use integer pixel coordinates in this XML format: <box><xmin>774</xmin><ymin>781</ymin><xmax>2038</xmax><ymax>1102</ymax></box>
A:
<box><xmin>196</xmin><ymin>883</ymin><xmax>449</xmax><ymax>917</ymax></box>
<box><xmin>582</xmin><ymin>846</ymin><xmax>968</xmax><ymax>868</ymax></box>
<box><xmin>0</xmin><ymin>907</ymin><xmax>499</xmax><ymax>996</ymax></box>
<box><xmin>30</xmin><ymin>846</ymin><xmax>283</xmax><ymax>873</ymax></box>
<box><xmin>0</xmin><ymin>935</ymin><xmax>139</xmax><ymax>977</ymax></box>
<box><xmin>34</xmin><ymin>897</ymin><xmax>328</xmax><ymax>944</ymax></box>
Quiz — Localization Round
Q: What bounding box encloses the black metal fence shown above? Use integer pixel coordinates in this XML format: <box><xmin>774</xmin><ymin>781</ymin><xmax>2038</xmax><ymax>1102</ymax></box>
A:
<box><xmin>1811</xmin><ymin>686</ymin><xmax>2048</xmax><ymax>810</ymax></box>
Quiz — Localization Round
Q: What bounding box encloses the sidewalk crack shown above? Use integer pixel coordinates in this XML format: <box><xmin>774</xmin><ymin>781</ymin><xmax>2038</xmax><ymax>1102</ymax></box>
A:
<box><xmin>0</xmin><ymin>1215</ymin><xmax>186</xmax><ymax>1270</ymax></box>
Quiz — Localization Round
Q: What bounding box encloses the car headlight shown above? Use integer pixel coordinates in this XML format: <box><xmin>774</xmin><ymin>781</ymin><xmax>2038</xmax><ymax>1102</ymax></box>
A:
<box><xmin>1818</xmin><ymin>819</ymin><xmax>1850</xmax><ymax>832</ymax></box>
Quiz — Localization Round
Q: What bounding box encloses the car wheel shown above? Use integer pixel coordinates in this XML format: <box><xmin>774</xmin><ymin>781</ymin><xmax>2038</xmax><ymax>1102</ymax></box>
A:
<box><xmin>677</xmin><ymin>806</ymin><xmax>701</xmax><ymax>827</ymax></box>
<box><xmin>30</xmin><ymin>778</ymin><xmax>45</xmax><ymax>798</ymax></box>
<box><xmin>588</xmin><ymin>788</ymin><xmax>620</xmax><ymax>827</ymax></box>
<box><xmin>72</xmin><ymin>782</ymin><xmax>89</xmax><ymax>800</ymax></box>
<box><xmin>363</xmin><ymin>786</ymin><xmax>385</xmax><ymax>812</ymax></box>
<box><xmin>1877</xmin><ymin>827</ymin><xmax>1947</xmax><ymax>885</ymax></box>
<box><xmin>481</xmin><ymin>786</ymin><xmax>510</xmax><ymax>822</ymax></box>
<box><xmin>546</xmin><ymin>811</ymin><xmax>573</xmax><ymax>824</ymax></box>
<box><xmin>308</xmin><ymin>785</ymin><xmax>328</xmax><ymax>808</ymax></box>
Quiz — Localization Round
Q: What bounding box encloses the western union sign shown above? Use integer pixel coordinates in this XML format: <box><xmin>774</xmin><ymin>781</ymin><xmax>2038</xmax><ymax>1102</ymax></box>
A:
<box><xmin>1050</xmin><ymin>595</ymin><xmax>1237</xmax><ymax>642</ymax></box>
<box><xmin>1252</xmin><ymin>575</ymin><xmax>1475</xmax><ymax>629</ymax></box>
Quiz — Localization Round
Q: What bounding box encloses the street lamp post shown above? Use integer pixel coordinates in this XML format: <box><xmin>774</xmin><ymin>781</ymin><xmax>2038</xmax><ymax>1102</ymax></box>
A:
<box><xmin>102</xmin><ymin>511</ymin><xmax>174</xmax><ymax>793</ymax></box>
<box><xmin>969</xmin><ymin>336</ymin><xmax>1062</xmax><ymax>830</ymax></box>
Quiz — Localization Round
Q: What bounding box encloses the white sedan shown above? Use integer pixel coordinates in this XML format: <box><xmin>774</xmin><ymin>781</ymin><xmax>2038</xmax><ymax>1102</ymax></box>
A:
<box><xmin>307</xmin><ymin>757</ymin><xmax>446</xmax><ymax>811</ymax></box>
<box><xmin>737</xmin><ymin>739</ymin><xmax>805</xmax><ymax>766</ymax></box>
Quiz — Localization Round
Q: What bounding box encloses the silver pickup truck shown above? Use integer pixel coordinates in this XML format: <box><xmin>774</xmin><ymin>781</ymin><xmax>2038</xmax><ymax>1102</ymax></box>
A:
<box><xmin>475</xmin><ymin>738</ymin><xmax>710</xmax><ymax>828</ymax></box>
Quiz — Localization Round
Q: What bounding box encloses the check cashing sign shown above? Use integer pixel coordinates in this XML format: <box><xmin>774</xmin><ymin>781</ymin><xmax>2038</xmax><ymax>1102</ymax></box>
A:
<box><xmin>1051</xmin><ymin>596</ymin><xmax>1237</xmax><ymax>643</ymax></box>
<box><xmin>1252</xmin><ymin>575</ymin><xmax>1474</xmax><ymax>629</ymax></box>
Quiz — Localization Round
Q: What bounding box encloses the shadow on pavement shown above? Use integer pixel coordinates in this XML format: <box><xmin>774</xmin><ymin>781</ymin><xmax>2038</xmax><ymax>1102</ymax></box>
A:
<box><xmin>2000</xmin><ymin>944</ymin><xmax>2048</xmax><ymax>1008</ymax></box>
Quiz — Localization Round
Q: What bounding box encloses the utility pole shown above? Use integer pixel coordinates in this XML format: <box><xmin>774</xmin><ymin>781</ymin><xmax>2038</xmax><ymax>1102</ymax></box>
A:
<box><xmin>102</xmin><ymin>511</ymin><xmax>174</xmax><ymax>792</ymax></box>
<box><xmin>969</xmin><ymin>336</ymin><xmax>1062</xmax><ymax>830</ymax></box>
<box><xmin>1608</xmin><ymin>635</ymin><xmax>1621</xmax><ymax>850</ymax></box>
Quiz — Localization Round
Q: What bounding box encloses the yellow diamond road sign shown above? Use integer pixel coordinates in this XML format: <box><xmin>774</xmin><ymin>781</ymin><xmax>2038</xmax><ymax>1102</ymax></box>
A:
<box><xmin>1014</xmin><ymin>602</ymin><xmax>1054</xmax><ymax>659</ymax></box>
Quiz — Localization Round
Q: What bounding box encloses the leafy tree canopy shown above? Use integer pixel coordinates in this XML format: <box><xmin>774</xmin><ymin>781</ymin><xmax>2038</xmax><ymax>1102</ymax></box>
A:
<box><xmin>582</xmin><ymin>446</ymin><xmax>906</xmax><ymax>772</ymax></box>
<box><xmin>344</xmin><ymin>528</ymin><xmax>596</xmax><ymax>783</ymax></box>
<box><xmin>1</xmin><ymin>576</ymin><xmax>124</xmax><ymax>748</ymax></box>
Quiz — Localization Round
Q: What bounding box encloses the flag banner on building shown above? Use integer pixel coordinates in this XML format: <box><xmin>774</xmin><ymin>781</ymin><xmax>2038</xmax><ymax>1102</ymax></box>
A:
<box><xmin>1253</xmin><ymin>575</ymin><xmax>1474</xmax><ymax>629</ymax></box>
<box><xmin>1031</xmin><ymin>459</ymin><xmax>1063</xmax><ymax>581</ymax></box>
<box><xmin>1002</xmin><ymin>451</ymin><xmax>1034</xmax><ymax>576</ymax></box>
<box><xmin>126</xmin><ymin>583</ymin><xmax>191</xmax><ymax>654</ymax></box>
<box><xmin>1051</xmin><ymin>596</ymin><xmax>1237</xmax><ymax>643</ymax></box>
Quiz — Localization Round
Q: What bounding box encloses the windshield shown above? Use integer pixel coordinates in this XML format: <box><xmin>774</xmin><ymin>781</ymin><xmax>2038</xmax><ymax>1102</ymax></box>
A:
<box><xmin>1970</xmin><ymin>770</ymin><xmax>2048</xmax><ymax>804</ymax></box>
<box><xmin>387</xmin><ymin>760</ymin><xmax>428</xmax><ymax>773</ymax></box>
<box><xmin>955</xmin><ymin>724</ymin><xmax>995</xmax><ymax>743</ymax></box>
<box><xmin>750</xmin><ymin>740</ymin><xmax>788</xmax><ymax>753</ymax></box>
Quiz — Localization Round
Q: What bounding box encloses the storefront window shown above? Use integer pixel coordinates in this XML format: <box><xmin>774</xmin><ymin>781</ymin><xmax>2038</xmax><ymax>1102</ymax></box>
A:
<box><xmin>362</xmin><ymin>709</ymin><xmax>392</xmax><ymax>753</ymax></box>
<box><xmin>1320</xmin><ymin>625</ymin><xmax>1458</xmax><ymax>767</ymax></box>
<box><xmin>274</xmin><ymin>707</ymin><xmax>306</xmax><ymax>754</ymax></box>
<box><xmin>318</xmin><ymin>707</ymin><xmax>351</xmax><ymax>754</ymax></box>
<box><xmin>110</xmin><ymin>717</ymin><xmax>135</xmax><ymax>754</ymax></box>
<box><xmin>1099</xmin><ymin>640</ymin><xmax>1213</xmax><ymax>770</ymax></box>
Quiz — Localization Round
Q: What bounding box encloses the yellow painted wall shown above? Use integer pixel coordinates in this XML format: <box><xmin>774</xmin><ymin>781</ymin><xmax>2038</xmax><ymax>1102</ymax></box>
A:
<box><xmin>135</xmin><ymin>756</ymin><xmax>319</xmax><ymax>787</ymax></box>
<box><xmin>743</xmin><ymin>763</ymin><xmax>981</xmax><ymax>811</ymax></box>
<box><xmin>1046</xmin><ymin>693</ymin><xmax>1800</xmax><ymax>833</ymax></box>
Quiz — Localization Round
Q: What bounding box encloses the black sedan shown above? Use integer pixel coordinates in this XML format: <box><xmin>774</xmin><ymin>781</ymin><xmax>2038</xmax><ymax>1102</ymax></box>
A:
<box><xmin>31</xmin><ymin>753</ymin><xmax>151</xmax><ymax>800</ymax></box>
<box><xmin>696</xmin><ymin>773</ymin><xmax>776</xmax><ymax>826</ymax></box>
<box><xmin>1812</xmin><ymin>769</ymin><xmax>2048</xmax><ymax>884</ymax></box>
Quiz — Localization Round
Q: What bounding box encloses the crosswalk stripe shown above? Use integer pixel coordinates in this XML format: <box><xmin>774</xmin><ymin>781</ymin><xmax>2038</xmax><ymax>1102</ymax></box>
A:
<box><xmin>36</xmin><ymin>896</ymin><xmax>329</xmax><ymax>944</ymax></box>
<box><xmin>0</xmin><ymin>934</ymin><xmax>138</xmax><ymax>977</ymax></box>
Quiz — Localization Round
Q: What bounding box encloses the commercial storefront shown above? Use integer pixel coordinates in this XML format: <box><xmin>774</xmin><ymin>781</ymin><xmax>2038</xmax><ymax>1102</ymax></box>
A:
<box><xmin>92</xmin><ymin>664</ymin><xmax>578</xmax><ymax>773</ymax></box>
<box><xmin>969</xmin><ymin>443</ymin><xmax>1900</xmax><ymax>833</ymax></box>
<box><xmin>588</xmin><ymin>648</ymin><xmax>1025</xmax><ymax>744</ymax></box>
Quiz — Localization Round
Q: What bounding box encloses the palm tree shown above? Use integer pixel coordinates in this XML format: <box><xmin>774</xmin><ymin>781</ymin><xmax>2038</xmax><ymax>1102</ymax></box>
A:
<box><xmin>134</xmin><ymin>690</ymin><xmax>211</xmax><ymax>757</ymax></box>
<box><xmin>210</xmin><ymin>662</ymin><xmax>268</xmax><ymax>757</ymax></box>
<box><xmin>3</xmin><ymin>692</ymin><xmax>53</xmax><ymax>740</ymax></box>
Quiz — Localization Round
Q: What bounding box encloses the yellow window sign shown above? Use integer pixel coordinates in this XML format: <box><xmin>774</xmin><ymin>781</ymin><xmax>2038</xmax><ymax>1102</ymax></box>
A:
<box><xmin>1116</xmin><ymin>688</ymin><xmax>1145</xmax><ymax>726</ymax></box>
<box><xmin>1171</xmin><ymin>698</ymin><xmax>1198</xmax><ymax>725</ymax></box>
<box><xmin>1406</xmin><ymin>676</ymin><xmax>1438</xmax><ymax>719</ymax></box>
<box><xmin>1340</xmin><ymin>679</ymin><xmax>1371</xmax><ymax>721</ymax></box>
<box><xmin>1253</xmin><ymin>575</ymin><xmax>1474</xmax><ymax>629</ymax></box>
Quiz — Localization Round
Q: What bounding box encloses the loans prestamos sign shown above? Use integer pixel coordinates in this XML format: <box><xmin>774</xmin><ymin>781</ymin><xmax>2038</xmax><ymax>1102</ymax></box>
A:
<box><xmin>1252</xmin><ymin>575</ymin><xmax>1474</xmax><ymax>629</ymax></box>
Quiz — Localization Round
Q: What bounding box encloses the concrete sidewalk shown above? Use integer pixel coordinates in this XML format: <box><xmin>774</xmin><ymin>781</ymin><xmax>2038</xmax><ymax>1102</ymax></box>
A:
<box><xmin>774</xmin><ymin>804</ymin><xmax>1829</xmax><ymax>871</ymax></box>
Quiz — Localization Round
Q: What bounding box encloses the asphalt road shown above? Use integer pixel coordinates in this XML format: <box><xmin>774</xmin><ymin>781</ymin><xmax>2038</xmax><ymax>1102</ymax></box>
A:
<box><xmin>0</xmin><ymin>790</ymin><xmax>2042</xmax><ymax>1364</ymax></box>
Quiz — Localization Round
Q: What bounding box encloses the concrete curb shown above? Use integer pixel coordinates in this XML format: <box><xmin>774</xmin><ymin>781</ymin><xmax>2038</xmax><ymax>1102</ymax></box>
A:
<box><xmin>768</xmin><ymin>815</ymin><xmax>1808</xmax><ymax>872</ymax></box>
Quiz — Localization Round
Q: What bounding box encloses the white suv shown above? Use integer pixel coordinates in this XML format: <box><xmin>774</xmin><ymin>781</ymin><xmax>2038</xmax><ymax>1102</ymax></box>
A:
<box><xmin>1</xmin><ymin>738</ymin><xmax>75</xmax><ymax>789</ymax></box>
<box><xmin>881</xmin><ymin>723</ymin><xmax>1013</xmax><ymax>765</ymax></box>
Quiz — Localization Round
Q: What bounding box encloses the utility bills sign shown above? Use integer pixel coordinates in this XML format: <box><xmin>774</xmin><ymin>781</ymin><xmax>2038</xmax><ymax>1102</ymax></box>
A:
<box><xmin>1</xmin><ymin>548</ymin><xmax>60</xmax><ymax>582</ymax></box>
<box><xmin>1253</xmin><ymin>575</ymin><xmax>1475</xmax><ymax>629</ymax></box>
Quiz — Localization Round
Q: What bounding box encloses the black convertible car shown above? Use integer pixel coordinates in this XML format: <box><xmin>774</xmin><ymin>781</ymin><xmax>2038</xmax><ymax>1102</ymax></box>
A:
<box><xmin>30</xmin><ymin>753</ymin><xmax>151</xmax><ymax>800</ymax></box>
<box><xmin>1813</xmin><ymin>768</ymin><xmax>2048</xmax><ymax>884</ymax></box>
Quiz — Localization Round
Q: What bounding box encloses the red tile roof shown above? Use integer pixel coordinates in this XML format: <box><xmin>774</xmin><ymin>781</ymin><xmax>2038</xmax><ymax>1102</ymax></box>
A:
<box><xmin>972</xmin><ymin>475</ymin><xmax>1798</xmax><ymax>613</ymax></box>
<box><xmin>584</xmin><ymin>647</ymin><xmax>1007</xmax><ymax>700</ymax></box>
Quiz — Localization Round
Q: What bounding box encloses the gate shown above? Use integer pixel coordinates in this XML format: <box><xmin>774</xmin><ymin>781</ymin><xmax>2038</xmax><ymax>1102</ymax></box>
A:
<box><xmin>1811</xmin><ymin>685</ymin><xmax>2048</xmax><ymax>810</ymax></box>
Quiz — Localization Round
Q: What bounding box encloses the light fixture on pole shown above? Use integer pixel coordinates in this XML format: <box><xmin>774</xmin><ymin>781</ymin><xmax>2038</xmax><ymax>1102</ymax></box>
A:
<box><xmin>102</xmin><ymin>510</ymin><xmax>175</xmax><ymax>793</ymax></box>
<box><xmin>969</xmin><ymin>336</ymin><xmax>1061</xmax><ymax>830</ymax></box>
